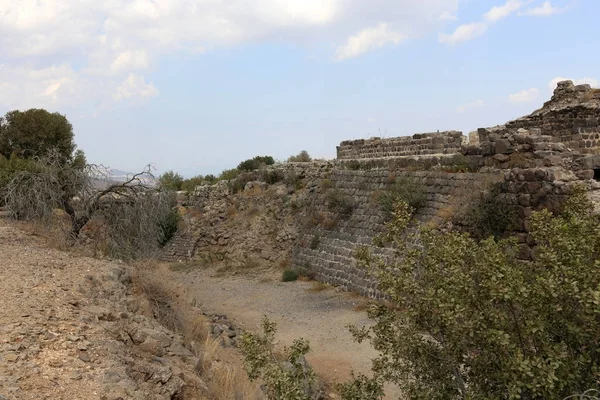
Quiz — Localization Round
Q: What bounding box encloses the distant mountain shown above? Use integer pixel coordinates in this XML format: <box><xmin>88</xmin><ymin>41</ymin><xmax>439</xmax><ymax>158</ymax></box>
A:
<box><xmin>90</xmin><ymin>167</ymin><xmax>157</xmax><ymax>189</ymax></box>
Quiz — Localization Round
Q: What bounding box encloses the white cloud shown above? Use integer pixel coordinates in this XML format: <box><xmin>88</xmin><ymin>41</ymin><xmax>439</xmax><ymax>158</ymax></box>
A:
<box><xmin>456</xmin><ymin>99</ymin><xmax>485</xmax><ymax>113</ymax></box>
<box><xmin>439</xmin><ymin>0</ymin><xmax>554</xmax><ymax>45</ymax></box>
<box><xmin>114</xmin><ymin>74</ymin><xmax>159</xmax><ymax>101</ymax></box>
<box><xmin>335</xmin><ymin>23</ymin><xmax>405</xmax><ymax>61</ymax></box>
<box><xmin>519</xmin><ymin>1</ymin><xmax>565</xmax><ymax>17</ymax></box>
<box><xmin>439</xmin><ymin>11</ymin><xmax>458</xmax><ymax>21</ymax></box>
<box><xmin>439</xmin><ymin>22</ymin><xmax>487</xmax><ymax>45</ymax></box>
<box><xmin>0</xmin><ymin>0</ymin><xmax>460</xmax><ymax>107</ymax></box>
<box><xmin>548</xmin><ymin>77</ymin><xmax>599</xmax><ymax>91</ymax></box>
<box><xmin>110</xmin><ymin>51</ymin><xmax>150</xmax><ymax>74</ymax></box>
<box><xmin>484</xmin><ymin>0</ymin><xmax>524</xmax><ymax>22</ymax></box>
<box><xmin>0</xmin><ymin>64</ymin><xmax>88</xmax><ymax>109</ymax></box>
<box><xmin>508</xmin><ymin>88</ymin><xmax>539</xmax><ymax>103</ymax></box>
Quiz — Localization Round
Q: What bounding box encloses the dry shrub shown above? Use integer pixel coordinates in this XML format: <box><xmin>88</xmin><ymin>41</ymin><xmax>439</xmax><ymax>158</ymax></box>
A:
<box><xmin>385</xmin><ymin>172</ymin><xmax>396</xmax><ymax>184</ymax></box>
<box><xmin>307</xmin><ymin>281</ymin><xmax>329</xmax><ymax>293</ymax></box>
<box><xmin>132</xmin><ymin>262</ymin><xmax>262</xmax><ymax>399</ymax></box>
<box><xmin>322</xmin><ymin>215</ymin><xmax>339</xmax><ymax>230</ymax></box>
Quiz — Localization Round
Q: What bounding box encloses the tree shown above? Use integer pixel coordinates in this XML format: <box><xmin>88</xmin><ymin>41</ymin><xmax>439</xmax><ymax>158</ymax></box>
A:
<box><xmin>287</xmin><ymin>150</ymin><xmax>311</xmax><ymax>163</ymax></box>
<box><xmin>2</xmin><ymin>151</ymin><xmax>176</xmax><ymax>259</ymax></box>
<box><xmin>158</xmin><ymin>170</ymin><xmax>184</xmax><ymax>191</ymax></box>
<box><xmin>350</xmin><ymin>191</ymin><xmax>600</xmax><ymax>399</ymax></box>
<box><xmin>0</xmin><ymin>109</ymin><xmax>77</xmax><ymax>163</ymax></box>
<box><xmin>238</xmin><ymin>156</ymin><xmax>275</xmax><ymax>172</ymax></box>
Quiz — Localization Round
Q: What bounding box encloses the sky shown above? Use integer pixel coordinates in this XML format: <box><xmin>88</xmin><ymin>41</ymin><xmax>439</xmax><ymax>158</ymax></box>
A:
<box><xmin>0</xmin><ymin>0</ymin><xmax>598</xmax><ymax>177</ymax></box>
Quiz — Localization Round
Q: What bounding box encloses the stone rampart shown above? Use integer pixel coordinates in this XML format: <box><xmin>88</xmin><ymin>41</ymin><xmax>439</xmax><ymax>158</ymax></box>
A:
<box><xmin>292</xmin><ymin>168</ymin><xmax>503</xmax><ymax>298</ymax></box>
<box><xmin>336</xmin><ymin>131</ymin><xmax>464</xmax><ymax>160</ymax></box>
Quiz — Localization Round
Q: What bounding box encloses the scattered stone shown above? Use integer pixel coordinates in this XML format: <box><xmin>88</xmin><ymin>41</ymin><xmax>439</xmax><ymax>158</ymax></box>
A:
<box><xmin>78</xmin><ymin>351</ymin><xmax>92</xmax><ymax>363</ymax></box>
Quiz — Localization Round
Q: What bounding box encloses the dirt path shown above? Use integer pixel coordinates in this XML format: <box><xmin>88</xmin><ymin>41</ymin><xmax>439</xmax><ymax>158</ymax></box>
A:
<box><xmin>170</xmin><ymin>267</ymin><xmax>383</xmax><ymax>387</ymax></box>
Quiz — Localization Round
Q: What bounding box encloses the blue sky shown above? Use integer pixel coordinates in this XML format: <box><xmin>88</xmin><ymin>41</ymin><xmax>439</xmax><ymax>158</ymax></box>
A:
<box><xmin>1</xmin><ymin>0</ymin><xmax>598</xmax><ymax>176</ymax></box>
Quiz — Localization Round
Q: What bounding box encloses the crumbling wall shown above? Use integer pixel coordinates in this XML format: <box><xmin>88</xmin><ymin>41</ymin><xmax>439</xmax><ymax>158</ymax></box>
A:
<box><xmin>336</xmin><ymin>131</ymin><xmax>464</xmax><ymax>160</ymax></box>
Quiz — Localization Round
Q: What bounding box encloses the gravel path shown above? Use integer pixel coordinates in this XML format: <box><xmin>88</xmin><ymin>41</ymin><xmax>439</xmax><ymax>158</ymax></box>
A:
<box><xmin>171</xmin><ymin>267</ymin><xmax>382</xmax><ymax>386</ymax></box>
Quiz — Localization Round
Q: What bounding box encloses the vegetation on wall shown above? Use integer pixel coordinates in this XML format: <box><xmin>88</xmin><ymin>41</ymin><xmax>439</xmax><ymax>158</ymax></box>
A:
<box><xmin>376</xmin><ymin>177</ymin><xmax>427</xmax><ymax>219</ymax></box>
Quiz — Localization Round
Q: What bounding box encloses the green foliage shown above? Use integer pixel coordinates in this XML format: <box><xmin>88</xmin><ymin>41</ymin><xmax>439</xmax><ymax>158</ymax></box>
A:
<box><xmin>261</xmin><ymin>169</ymin><xmax>284</xmax><ymax>185</ymax></box>
<box><xmin>282</xmin><ymin>268</ymin><xmax>299</xmax><ymax>282</ymax></box>
<box><xmin>377</xmin><ymin>177</ymin><xmax>426</xmax><ymax>218</ymax></box>
<box><xmin>158</xmin><ymin>170</ymin><xmax>184</xmax><ymax>191</ymax></box>
<box><xmin>219</xmin><ymin>168</ymin><xmax>240</xmax><ymax>181</ymax></box>
<box><xmin>238</xmin><ymin>155</ymin><xmax>275</xmax><ymax>172</ymax></box>
<box><xmin>287</xmin><ymin>150</ymin><xmax>312</xmax><ymax>163</ymax></box>
<box><xmin>180</xmin><ymin>175</ymin><xmax>210</xmax><ymax>192</ymax></box>
<box><xmin>0</xmin><ymin>109</ymin><xmax>77</xmax><ymax>163</ymax></box>
<box><xmin>240</xmin><ymin>317</ymin><xmax>316</xmax><ymax>399</ymax></box>
<box><xmin>352</xmin><ymin>190</ymin><xmax>600</xmax><ymax>399</ymax></box>
<box><xmin>157</xmin><ymin>208</ymin><xmax>181</xmax><ymax>246</ymax></box>
<box><xmin>454</xmin><ymin>183</ymin><xmax>520</xmax><ymax>239</ymax></box>
<box><xmin>337</xmin><ymin>373</ymin><xmax>384</xmax><ymax>400</ymax></box>
<box><xmin>0</xmin><ymin>154</ymin><xmax>39</xmax><ymax>191</ymax></box>
<box><xmin>325</xmin><ymin>189</ymin><xmax>355</xmax><ymax>217</ymax></box>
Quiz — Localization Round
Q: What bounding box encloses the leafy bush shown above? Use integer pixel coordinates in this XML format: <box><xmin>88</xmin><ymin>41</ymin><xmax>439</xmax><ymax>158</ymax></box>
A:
<box><xmin>351</xmin><ymin>190</ymin><xmax>600</xmax><ymax>399</ymax></box>
<box><xmin>337</xmin><ymin>373</ymin><xmax>384</xmax><ymax>400</ymax></box>
<box><xmin>238</xmin><ymin>156</ymin><xmax>275</xmax><ymax>172</ymax></box>
<box><xmin>180</xmin><ymin>175</ymin><xmax>206</xmax><ymax>192</ymax></box>
<box><xmin>158</xmin><ymin>170</ymin><xmax>184</xmax><ymax>191</ymax></box>
<box><xmin>287</xmin><ymin>150</ymin><xmax>312</xmax><ymax>163</ymax></box>
<box><xmin>240</xmin><ymin>317</ymin><xmax>316</xmax><ymax>400</ymax></box>
<box><xmin>377</xmin><ymin>177</ymin><xmax>426</xmax><ymax>218</ymax></box>
<box><xmin>325</xmin><ymin>189</ymin><xmax>355</xmax><ymax>217</ymax></box>
<box><xmin>158</xmin><ymin>208</ymin><xmax>181</xmax><ymax>246</ymax></box>
<box><xmin>454</xmin><ymin>183</ymin><xmax>520</xmax><ymax>240</ymax></box>
<box><xmin>219</xmin><ymin>168</ymin><xmax>240</xmax><ymax>181</ymax></box>
<box><xmin>0</xmin><ymin>154</ymin><xmax>39</xmax><ymax>192</ymax></box>
<box><xmin>261</xmin><ymin>169</ymin><xmax>284</xmax><ymax>185</ymax></box>
<box><xmin>281</xmin><ymin>268</ymin><xmax>299</xmax><ymax>282</ymax></box>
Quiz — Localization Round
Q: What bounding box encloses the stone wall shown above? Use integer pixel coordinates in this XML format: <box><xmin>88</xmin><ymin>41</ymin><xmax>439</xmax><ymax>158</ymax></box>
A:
<box><xmin>292</xmin><ymin>168</ymin><xmax>504</xmax><ymax>298</ymax></box>
<box><xmin>336</xmin><ymin>131</ymin><xmax>464</xmax><ymax>160</ymax></box>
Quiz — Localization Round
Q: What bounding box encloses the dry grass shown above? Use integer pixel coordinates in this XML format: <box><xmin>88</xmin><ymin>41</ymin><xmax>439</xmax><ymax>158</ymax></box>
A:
<box><xmin>307</xmin><ymin>281</ymin><xmax>329</xmax><ymax>293</ymax></box>
<box><xmin>132</xmin><ymin>261</ymin><xmax>262</xmax><ymax>399</ymax></box>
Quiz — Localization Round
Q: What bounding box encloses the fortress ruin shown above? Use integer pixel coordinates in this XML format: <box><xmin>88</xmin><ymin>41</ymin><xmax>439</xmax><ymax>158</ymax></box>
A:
<box><xmin>163</xmin><ymin>80</ymin><xmax>600</xmax><ymax>299</ymax></box>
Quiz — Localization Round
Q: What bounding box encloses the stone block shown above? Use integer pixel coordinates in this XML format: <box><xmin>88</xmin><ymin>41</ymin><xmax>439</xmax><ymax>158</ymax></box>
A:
<box><xmin>495</xmin><ymin>139</ymin><xmax>512</xmax><ymax>154</ymax></box>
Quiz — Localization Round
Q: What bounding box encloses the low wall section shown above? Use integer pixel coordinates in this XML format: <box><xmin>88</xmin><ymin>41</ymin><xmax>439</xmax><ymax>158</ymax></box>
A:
<box><xmin>336</xmin><ymin>131</ymin><xmax>464</xmax><ymax>160</ymax></box>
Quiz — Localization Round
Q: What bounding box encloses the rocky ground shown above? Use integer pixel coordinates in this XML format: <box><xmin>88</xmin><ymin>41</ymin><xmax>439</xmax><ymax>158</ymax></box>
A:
<box><xmin>0</xmin><ymin>221</ymin><xmax>208</xmax><ymax>400</ymax></box>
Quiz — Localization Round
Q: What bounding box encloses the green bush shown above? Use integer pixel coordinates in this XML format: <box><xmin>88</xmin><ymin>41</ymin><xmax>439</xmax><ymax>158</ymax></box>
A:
<box><xmin>0</xmin><ymin>154</ymin><xmax>39</xmax><ymax>191</ymax></box>
<box><xmin>377</xmin><ymin>177</ymin><xmax>426</xmax><ymax>219</ymax></box>
<box><xmin>180</xmin><ymin>175</ymin><xmax>206</xmax><ymax>192</ymax></box>
<box><xmin>238</xmin><ymin>155</ymin><xmax>275</xmax><ymax>172</ymax></box>
<box><xmin>287</xmin><ymin>150</ymin><xmax>312</xmax><ymax>163</ymax></box>
<box><xmin>454</xmin><ymin>183</ymin><xmax>520</xmax><ymax>240</ymax></box>
<box><xmin>351</xmin><ymin>190</ymin><xmax>600</xmax><ymax>399</ymax></box>
<box><xmin>281</xmin><ymin>268</ymin><xmax>299</xmax><ymax>282</ymax></box>
<box><xmin>325</xmin><ymin>189</ymin><xmax>355</xmax><ymax>217</ymax></box>
<box><xmin>157</xmin><ymin>208</ymin><xmax>181</xmax><ymax>246</ymax></box>
<box><xmin>158</xmin><ymin>170</ymin><xmax>184</xmax><ymax>191</ymax></box>
<box><xmin>218</xmin><ymin>168</ymin><xmax>240</xmax><ymax>181</ymax></box>
<box><xmin>261</xmin><ymin>169</ymin><xmax>284</xmax><ymax>185</ymax></box>
<box><xmin>240</xmin><ymin>317</ymin><xmax>316</xmax><ymax>399</ymax></box>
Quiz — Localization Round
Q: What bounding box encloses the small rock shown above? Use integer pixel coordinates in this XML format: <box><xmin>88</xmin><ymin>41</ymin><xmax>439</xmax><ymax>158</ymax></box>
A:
<box><xmin>69</xmin><ymin>371</ymin><xmax>83</xmax><ymax>380</ymax></box>
<box><xmin>5</xmin><ymin>353</ymin><xmax>19</xmax><ymax>363</ymax></box>
<box><xmin>67</xmin><ymin>335</ymin><xmax>81</xmax><ymax>342</ymax></box>
<box><xmin>48</xmin><ymin>359</ymin><xmax>63</xmax><ymax>368</ymax></box>
<box><xmin>78</xmin><ymin>351</ymin><xmax>91</xmax><ymax>362</ymax></box>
